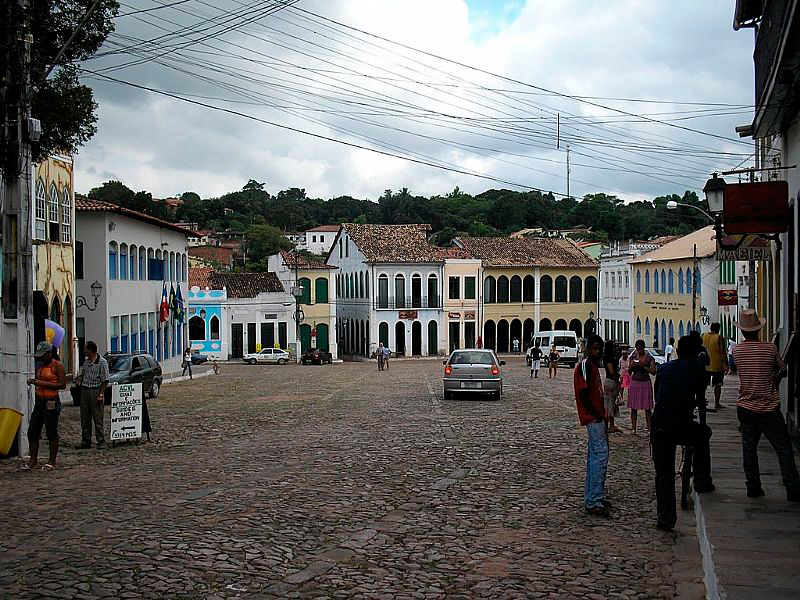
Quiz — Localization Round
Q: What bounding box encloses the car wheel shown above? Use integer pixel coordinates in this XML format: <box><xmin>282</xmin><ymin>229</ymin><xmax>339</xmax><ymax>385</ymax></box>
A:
<box><xmin>277</xmin><ymin>358</ymin><xmax>286</xmax><ymax>365</ymax></box>
<box><xmin>150</xmin><ymin>380</ymin><xmax>160</xmax><ymax>399</ymax></box>
<box><xmin>246</xmin><ymin>358</ymin><xmax>255</xmax><ymax>365</ymax></box>
<box><xmin>443</xmin><ymin>390</ymin><xmax>453</xmax><ymax>400</ymax></box>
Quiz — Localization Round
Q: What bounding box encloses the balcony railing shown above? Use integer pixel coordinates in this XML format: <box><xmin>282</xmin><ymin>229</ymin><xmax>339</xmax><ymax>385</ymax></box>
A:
<box><xmin>375</xmin><ymin>295</ymin><xmax>439</xmax><ymax>309</ymax></box>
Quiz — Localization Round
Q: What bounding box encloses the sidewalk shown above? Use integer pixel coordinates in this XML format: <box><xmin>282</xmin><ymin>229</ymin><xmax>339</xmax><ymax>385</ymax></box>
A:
<box><xmin>696</xmin><ymin>375</ymin><xmax>800</xmax><ymax>600</ymax></box>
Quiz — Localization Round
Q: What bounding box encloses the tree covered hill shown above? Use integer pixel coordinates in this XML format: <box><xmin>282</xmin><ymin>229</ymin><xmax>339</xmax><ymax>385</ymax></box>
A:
<box><xmin>87</xmin><ymin>179</ymin><xmax>711</xmax><ymax>245</ymax></box>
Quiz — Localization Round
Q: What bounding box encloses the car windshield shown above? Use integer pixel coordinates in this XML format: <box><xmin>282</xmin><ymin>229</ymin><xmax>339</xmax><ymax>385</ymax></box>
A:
<box><xmin>108</xmin><ymin>356</ymin><xmax>131</xmax><ymax>373</ymax></box>
<box><xmin>450</xmin><ymin>351</ymin><xmax>494</xmax><ymax>365</ymax></box>
<box><xmin>553</xmin><ymin>336</ymin><xmax>577</xmax><ymax>348</ymax></box>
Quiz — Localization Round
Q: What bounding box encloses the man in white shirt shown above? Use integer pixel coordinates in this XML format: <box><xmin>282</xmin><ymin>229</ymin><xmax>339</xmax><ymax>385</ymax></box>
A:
<box><xmin>664</xmin><ymin>337</ymin><xmax>676</xmax><ymax>362</ymax></box>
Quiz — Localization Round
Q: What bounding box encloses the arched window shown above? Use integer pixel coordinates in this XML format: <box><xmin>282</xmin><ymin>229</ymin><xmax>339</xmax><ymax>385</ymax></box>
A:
<box><xmin>669</xmin><ymin>320</ymin><xmax>675</xmax><ymax>340</ymax></box>
<box><xmin>170</xmin><ymin>252</ymin><xmax>176</xmax><ymax>281</ymax></box>
<box><xmin>654</xmin><ymin>270</ymin><xmax>659</xmax><ymax>293</ymax></box>
<box><xmin>189</xmin><ymin>315</ymin><xmax>205</xmax><ymax>340</ymax></box>
<box><xmin>661</xmin><ymin>269</ymin><xmax>667</xmax><ymax>293</ymax></box>
<box><xmin>540</xmin><ymin>275</ymin><xmax>552</xmax><ymax>302</ymax></box>
<box><xmin>654</xmin><ymin>318</ymin><xmax>659</xmax><ymax>344</ymax></box>
<box><xmin>378</xmin><ymin>274</ymin><xmax>389</xmax><ymax>308</ymax></box>
<box><xmin>428</xmin><ymin>320</ymin><xmax>438</xmax><ymax>356</ymax></box>
<box><xmin>483</xmin><ymin>276</ymin><xmax>496</xmax><ymax>303</ymax></box>
<box><xmin>108</xmin><ymin>242</ymin><xmax>118</xmax><ymax>279</ymax></box>
<box><xmin>539</xmin><ymin>318</ymin><xmax>552</xmax><ymax>332</ymax></box>
<box><xmin>509</xmin><ymin>275</ymin><xmax>522</xmax><ymax>303</ymax></box>
<box><xmin>379</xmin><ymin>321</ymin><xmax>389</xmax><ymax>347</ymax></box>
<box><xmin>119</xmin><ymin>244</ymin><xmax>128</xmax><ymax>279</ymax></box>
<box><xmin>34</xmin><ymin>178</ymin><xmax>46</xmax><ymax>240</ymax></box>
<box><xmin>497</xmin><ymin>276</ymin><xmax>509</xmax><ymax>303</ymax></box>
<box><xmin>182</xmin><ymin>254</ymin><xmax>187</xmax><ymax>282</ymax></box>
<box><xmin>411</xmin><ymin>273</ymin><xmax>422</xmax><ymax>307</ymax></box>
<box><xmin>209</xmin><ymin>315</ymin><xmax>220</xmax><ymax>340</ymax></box>
<box><xmin>147</xmin><ymin>248</ymin><xmax>154</xmax><ymax>280</ymax></box>
<box><xmin>554</xmin><ymin>318</ymin><xmax>568</xmax><ymax>330</ymax></box>
<box><xmin>48</xmin><ymin>182</ymin><xmax>60</xmax><ymax>241</ymax></box>
<box><xmin>156</xmin><ymin>249</ymin><xmax>163</xmax><ymax>281</ymax></box>
<box><xmin>678</xmin><ymin>268</ymin><xmax>684</xmax><ymax>294</ymax></box>
<box><xmin>645</xmin><ymin>317</ymin><xmax>651</xmax><ymax>336</ymax></box>
<box><xmin>569</xmin><ymin>276</ymin><xmax>582</xmax><ymax>303</ymax></box>
<box><xmin>636</xmin><ymin>269</ymin><xmax>641</xmax><ymax>293</ymax></box>
<box><xmin>365</xmin><ymin>272</ymin><xmax>369</xmax><ymax>297</ymax></box>
<box><xmin>555</xmin><ymin>276</ymin><xmax>567</xmax><ymax>303</ymax></box>
<box><xmin>686</xmin><ymin>269</ymin><xmax>692</xmax><ymax>294</ymax></box>
<box><xmin>315</xmin><ymin>277</ymin><xmax>329</xmax><ymax>303</ymax></box>
<box><xmin>427</xmin><ymin>274</ymin><xmax>438</xmax><ymax>307</ymax></box>
<box><xmin>129</xmin><ymin>245</ymin><xmax>137</xmax><ymax>280</ymax></box>
<box><xmin>359</xmin><ymin>272</ymin><xmax>364</xmax><ymax>298</ymax></box>
<box><xmin>695</xmin><ymin>267</ymin><xmax>701</xmax><ymax>292</ymax></box>
<box><xmin>645</xmin><ymin>270</ymin><xmax>650</xmax><ymax>293</ymax></box>
<box><xmin>299</xmin><ymin>277</ymin><xmax>311</xmax><ymax>304</ymax></box>
<box><xmin>679</xmin><ymin>321</ymin><xmax>684</xmax><ymax>338</ymax></box>
<box><xmin>61</xmin><ymin>187</ymin><xmax>72</xmax><ymax>243</ymax></box>
<box><xmin>523</xmin><ymin>275</ymin><xmax>535</xmax><ymax>302</ymax></box>
<box><xmin>668</xmin><ymin>269</ymin><xmax>674</xmax><ymax>294</ymax></box>
<box><xmin>636</xmin><ymin>317</ymin><xmax>642</xmax><ymax>335</ymax></box>
<box><xmin>394</xmin><ymin>274</ymin><xmax>406</xmax><ymax>308</ymax></box>
<box><xmin>584</xmin><ymin>276</ymin><xmax>598</xmax><ymax>302</ymax></box>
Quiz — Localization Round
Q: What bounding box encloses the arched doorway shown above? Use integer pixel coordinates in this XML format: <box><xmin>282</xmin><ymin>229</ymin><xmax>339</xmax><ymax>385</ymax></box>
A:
<box><xmin>569</xmin><ymin>318</ymin><xmax>582</xmax><ymax>338</ymax></box>
<box><xmin>510</xmin><ymin>319</ymin><xmax>522</xmax><ymax>351</ymax></box>
<box><xmin>428</xmin><ymin>320</ymin><xmax>438</xmax><ymax>356</ymax></box>
<box><xmin>412</xmin><ymin>321</ymin><xmax>422</xmax><ymax>355</ymax></box>
<box><xmin>539</xmin><ymin>318</ymin><xmax>552</xmax><ymax>331</ymax></box>
<box><xmin>483</xmin><ymin>320</ymin><xmax>496</xmax><ymax>350</ymax></box>
<box><xmin>395</xmin><ymin>321</ymin><xmax>406</xmax><ymax>355</ymax></box>
<box><xmin>554</xmin><ymin>318</ymin><xmax>568</xmax><ymax>330</ymax></box>
<box><xmin>379</xmin><ymin>322</ymin><xmax>389</xmax><ymax>347</ymax></box>
<box><xmin>523</xmin><ymin>318</ymin><xmax>535</xmax><ymax>349</ymax></box>
<box><xmin>497</xmin><ymin>319</ymin><xmax>509</xmax><ymax>353</ymax></box>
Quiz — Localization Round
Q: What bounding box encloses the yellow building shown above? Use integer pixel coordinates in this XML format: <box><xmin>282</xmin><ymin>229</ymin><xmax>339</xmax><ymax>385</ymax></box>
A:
<box><xmin>454</xmin><ymin>237</ymin><xmax>598</xmax><ymax>352</ymax></box>
<box><xmin>631</xmin><ymin>226</ymin><xmax>717</xmax><ymax>347</ymax></box>
<box><xmin>442</xmin><ymin>253</ymin><xmax>482</xmax><ymax>352</ymax></box>
<box><xmin>33</xmin><ymin>155</ymin><xmax>77</xmax><ymax>374</ymax></box>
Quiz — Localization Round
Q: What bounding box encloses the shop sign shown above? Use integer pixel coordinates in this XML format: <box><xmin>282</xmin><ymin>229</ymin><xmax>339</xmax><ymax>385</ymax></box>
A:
<box><xmin>718</xmin><ymin>289</ymin><xmax>738</xmax><ymax>306</ymax></box>
<box><xmin>399</xmin><ymin>310</ymin><xmax>418</xmax><ymax>320</ymax></box>
<box><xmin>716</xmin><ymin>235</ymin><xmax>772</xmax><ymax>262</ymax></box>
<box><xmin>723</xmin><ymin>181</ymin><xmax>789</xmax><ymax>234</ymax></box>
<box><xmin>448</xmin><ymin>312</ymin><xmax>461</xmax><ymax>319</ymax></box>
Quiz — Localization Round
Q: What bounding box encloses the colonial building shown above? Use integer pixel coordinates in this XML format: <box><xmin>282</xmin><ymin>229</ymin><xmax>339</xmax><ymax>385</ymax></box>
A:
<box><xmin>187</xmin><ymin>268</ymin><xmax>227</xmax><ymax>359</ymax></box>
<box><xmin>302</xmin><ymin>225</ymin><xmax>339</xmax><ymax>255</ymax></box>
<box><xmin>454</xmin><ymin>236</ymin><xmax>599</xmax><ymax>352</ymax></box>
<box><xmin>327</xmin><ymin>224</ymin><xmax>446</xmax><ymax>357</ymax></box>
<box><xmin>75</xmin><ymin>198</ymin><xmax>190</xmax><ymax>374</ymax></box>
<box><xmin>268</xmin><ymin>250</ymin><xmax>337</xmax><ymax>358</ymax></box>
<box><xmin>442</xmin><ymin>251</ymin><xmax>482</xmax><ymax>353</ymax></box>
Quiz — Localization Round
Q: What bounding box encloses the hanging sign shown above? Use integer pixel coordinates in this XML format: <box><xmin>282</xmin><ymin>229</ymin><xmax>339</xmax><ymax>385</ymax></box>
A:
<box><xmin>718</xmin><ymin>290</ymin><xmax>738</xmax><ymax>306</ymax></box>
<box><xmin>723</xmin><ymin>181</ymin><xmax>789</xmax><ymax>234</ymax></box>
<box><xmin>716</xmin><ymin>235</ymin><xmax>772</xmax><ymax>261</ymax></box>
<box><xmin>111</xmin><ymin>383</ymin><xmax>143</xmax><ymax>441</ymax></box>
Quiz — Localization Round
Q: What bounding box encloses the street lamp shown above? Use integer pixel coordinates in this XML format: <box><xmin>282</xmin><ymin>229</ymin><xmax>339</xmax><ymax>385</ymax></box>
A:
<box><xmin>703</xmin><ymin>174</ymin><xmax>726</xmax><ymax>214</ymax></box>
<box><xmin>666</xmin><ymin>175</ymin><xmax>743</xmax><ymax>251</ymax></box>
<box><xmin>76</xmin><ymin>280</ymin><xmax>102</xmax><ymax>311</ymax></box>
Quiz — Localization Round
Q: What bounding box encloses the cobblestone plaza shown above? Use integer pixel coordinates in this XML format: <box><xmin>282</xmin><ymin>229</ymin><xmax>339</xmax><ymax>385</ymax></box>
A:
<box><xmin>0</xmin><ymin>359</ymin><xmax>704</xmax><ymax>599</ymax></box>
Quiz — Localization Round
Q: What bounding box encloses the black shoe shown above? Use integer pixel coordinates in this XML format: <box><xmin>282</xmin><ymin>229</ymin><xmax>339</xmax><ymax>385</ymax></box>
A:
<box><xmin>787</xmin><ymin>490</ymin><xmax>800</xmax><ymax>502</ymax></box>
<box><xmin>585</xmin><ymin>505</ymin><xmax>610</xmax><ymax>518</ymax></box>
<box><xmin>75</xmin><ymin>443</ymin><xmax>91</xmax><ymax>450</ymax></box>
<box><xmin>600</xmin><ymin>498</ymin><xmax>613</xmax><ymax>508</ymax></box>
<box><xmin>695</xmin><ymin>483</ymin><xmax>716</xmax><ymax>494</ymax></box>
<box><xmin>747</xmin><ymin>487</ymin><xmax>765</xmax><ymax>498</ymax></box>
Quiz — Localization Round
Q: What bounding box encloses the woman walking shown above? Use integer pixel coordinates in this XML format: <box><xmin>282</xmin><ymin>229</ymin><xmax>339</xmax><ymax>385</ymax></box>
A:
<box><xmin>628</xmin><ymin>339</ymin><xmax>656</xmax><ymax>433</ymax></box>
<box><xmin>603</xmin><ymin>341</ymin><xmax>622</xmax><ymax>433</ymax></box>
<box><xmin>548</xmin><ymin>344</ymin><xmax>560</xmax><ymax>378</ymax></box>
<box><xmin>618</xmin><ymin>350</ymin><xmax>631</xmax><ymax>401</ymax></box>
<box><xmin>182</xmin><ymin>347</ymin><xmax>193</xmax><ymax>379</ymax></box>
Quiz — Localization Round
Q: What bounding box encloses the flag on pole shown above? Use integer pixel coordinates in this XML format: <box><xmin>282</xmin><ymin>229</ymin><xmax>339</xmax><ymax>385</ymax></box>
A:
<box><xmin>169</xmin><ymin>284</ymin><xmax>177</xmax><ymax>322</ymax></box>
<box><xmin>159</xmin><ymin>283</ymin><xmax>169</xmax><ymax>322</ymax></box>
<box><xmin>174</xmin><ymin>285</ymin><xmax>185</xmax><ymax>324</ymax></box>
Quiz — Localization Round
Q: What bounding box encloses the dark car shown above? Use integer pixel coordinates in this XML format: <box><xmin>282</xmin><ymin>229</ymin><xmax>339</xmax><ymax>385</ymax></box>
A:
<box><xmin>300</xmin><ymin>347</ymin><xmax>332</xmax><ymax>365</ymax></box>
<box><xmin>102</xmin><ymin>353</ymin><xmax>163</xmax><ymax>404</ymax></box>
<box><xmin>190</xmin><ymin>350</ymin><xmax>208</xmax><ymax>365</ymax></box>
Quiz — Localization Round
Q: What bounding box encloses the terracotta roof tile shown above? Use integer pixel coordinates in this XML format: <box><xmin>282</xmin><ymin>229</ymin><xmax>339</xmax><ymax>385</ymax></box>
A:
<box><xmin>208</xmin><ymin>272</ymin><xmax>285</xmax><ymax>298</ymax></box>
<box><xmin>342</xmin><ymin>224</ymin><xmax>440</xmax><ymax>263</ymax></box>
<box><xmin>75</xmin><ymin>196</ymin><xmax>193</xmax><ymax>236</ymax></box>
<box><xmin>279</xmin><ymin>251</ymin><xmax>336</xmax><ymax>269</ymax></box>
<box><xmin>455</xmin><ymin>236</ymin><xmax>598</xmax><ymax>268</ymax></box>
<box><xmin>307</xmin><ymin>225</ymin><xmax>341</xmax><ymax>232</ymax></box>
<box><xmin>188</xmin><ymin>245</ymin><xmax>235</xmax><ymax>267</ymax></box>
<box><xmin>189</xmin><ymin>267</ymin><xmax>213</xmax><ymax>288</ymax></box>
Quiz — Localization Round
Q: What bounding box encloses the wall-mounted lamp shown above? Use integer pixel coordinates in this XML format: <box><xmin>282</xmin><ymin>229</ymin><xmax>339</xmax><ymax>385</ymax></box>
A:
<box><xmin>108</xmin><ymin>221</ymin><xmax>116</xmax><ymax>232</ymax></box>
<box><xmin>76</xmin><ymin>280</ymin><xmax>103</xmax><ymax>311</ymax></box>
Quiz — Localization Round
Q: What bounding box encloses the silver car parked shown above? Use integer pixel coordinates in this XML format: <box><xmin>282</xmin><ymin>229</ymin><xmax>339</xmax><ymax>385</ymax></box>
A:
<box><xmin>243</xmin><ymin>348</ymin><xmax>291</xmax><ymax>365</ymax></box>
<box><xmin>442</xmin><ymin>349</ymin><xmax>505</xmax><ymax>400</ymax></box>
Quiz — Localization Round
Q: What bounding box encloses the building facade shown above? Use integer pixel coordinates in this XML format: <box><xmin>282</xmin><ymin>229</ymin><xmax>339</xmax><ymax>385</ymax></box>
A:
<box><xmin>302</xmin><ymin>225</ymin><xmax>339</xmax><ymax>255</ymax></box>
<box><xmin>187</xmin><ymin>268</ymin><xmax>228</xmax><ymax>360</ymax></box>
<box><xmin>442</xmin><ymin>256</ymin><xmax>482</xmax><ymax>353</ymax></box>
<box><xmin>75</xmin><ymin>198</ymin><xmax>190</xmax><ymax>374</ymax></box>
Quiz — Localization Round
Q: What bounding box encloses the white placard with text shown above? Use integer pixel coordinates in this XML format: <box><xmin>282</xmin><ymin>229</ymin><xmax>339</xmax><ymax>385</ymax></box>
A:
<box><xmin>111</xmin><ymin>383</ymin><xmax>143</xmax><ymax>441</ymax></box>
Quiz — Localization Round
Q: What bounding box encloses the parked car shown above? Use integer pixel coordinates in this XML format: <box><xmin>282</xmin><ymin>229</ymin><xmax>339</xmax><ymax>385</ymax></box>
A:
<box><xmin>442</xmin><ymin>349</ymin><xmax>505</xmax><ymax>401</ymax></box>
<box><xmin>243</xmin><ymin>348</ymin><xmax>290</xmax><ymax>365</ymax></box>
<box><xmin>101</xmin><ymin>352</ymin><xmax>163</xmax><ymax>404</ymax></box>
<box><xmin>301</xmin><ymin>347</ymin><xmax>332</xmax><ymax>365</ymax></box>
<box><xmin>527</xmin><ymin>330</ymin><xmax>580</xmax><ymax>368</ymax></box>
<box><xmin>626</xmin><ymin>346</ymin><xmax>666</xmax><ymax>366</ymax></box>
<box><xmin>190</xmin><ymin>350</ymin><xmax>208</xmax><ymax>365</ymax></box>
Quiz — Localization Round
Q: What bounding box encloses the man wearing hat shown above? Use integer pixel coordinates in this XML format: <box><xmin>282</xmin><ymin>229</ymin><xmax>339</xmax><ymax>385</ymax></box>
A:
<box><xmin>731</xmin><ymin>310</ymin><xmax>800</xmax><ymax>501</ymax></box>
<box><xmin>24</xmin><ymin>342</ymin><xmax>66</xmax><ymax>470</ymax></box>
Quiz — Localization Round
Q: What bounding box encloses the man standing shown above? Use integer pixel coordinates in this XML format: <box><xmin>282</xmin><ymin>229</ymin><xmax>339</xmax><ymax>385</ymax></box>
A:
<box><xmin>664</xmin><ymin>337</ymin><xmax>676</xmax><ymax>362</ymax></box>
<box><xmin>25</xmin><ymin>342</ymin><xmax>66</xmax><ymax>470</ymax></box>
<box><xmin>702</xmin><ymin>323</ymin><xmax>728</xmax><ymax>411</ymax></box>
<box><xmin>382</xmin><ymin>345</ymin><xmax>391</xmax><ymax>371</ymax></box>
<box><xmin>650</xmin><ymin>336</ymin><xmax>715</xmax><ymax>531</ymax></box>
<box><xmin>76</xmin><ymin>341</ymin><xmax>108</xmax><ymax>450</ymax></box>
<box><xmin>529</xmin><ymin>343</ymin><xmax>543</xmax><ymax>378</ymax></box>
<box><xmin>731</xmin><ymin>310</ymin><xmax>800</xmax><ymax>501</ymax></box>
<box><xmin>376</xmin><ymin>342</ymin><xmax>385</xmax><ymax>371</ymax></box>
<box><xmin>573</xmin><ymin>335</ymin><xmax>609</xmax><ymax>517</ymax></box>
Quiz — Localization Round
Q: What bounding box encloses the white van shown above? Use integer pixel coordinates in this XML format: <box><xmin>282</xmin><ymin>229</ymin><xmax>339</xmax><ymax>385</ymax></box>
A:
<box><xmin>526</xmin><ymin>330</ymin><xmax>581</xmax><ymax>368</ymax></box>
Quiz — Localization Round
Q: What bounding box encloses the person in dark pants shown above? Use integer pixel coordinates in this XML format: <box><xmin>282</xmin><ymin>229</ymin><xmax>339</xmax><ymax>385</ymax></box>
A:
<box><xmin>24</xmin><ymin>342</ymin><xmax>66</xmax><ymax>470</ymax></box>
<box><xmin>75</xmin><ymin>341</ymin><xmax>108</xmax><ymax>449</ymax></box>
<box><xmin>650</xmin><ymin>336</ymin><xmax>715</xmax><ymax>531</ymax></box>
<box><xmin>731</xmin><ymin>310</ymin><xmax>800</xmax><ymax>501</ymax></box>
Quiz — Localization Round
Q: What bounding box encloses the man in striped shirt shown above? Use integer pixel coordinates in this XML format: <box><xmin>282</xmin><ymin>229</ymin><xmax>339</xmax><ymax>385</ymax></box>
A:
<box><xmin>731</xmin><ymin>310</ymin><xmax>800</xmax><ymax>501</ymax></box>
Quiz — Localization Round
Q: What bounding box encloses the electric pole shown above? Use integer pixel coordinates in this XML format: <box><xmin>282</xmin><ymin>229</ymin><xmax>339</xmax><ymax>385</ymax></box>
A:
<box><xmin>1</xmin><ymin>0</ymin><xmax>35</xmax><ymax>457</ymax></box>
<box><xmin>566</xmin><ymin>145</ymin><xmax>571</xmax><ymax>198</ymax></box>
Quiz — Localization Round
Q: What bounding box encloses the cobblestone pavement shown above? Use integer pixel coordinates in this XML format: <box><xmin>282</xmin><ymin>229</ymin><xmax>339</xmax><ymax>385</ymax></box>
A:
<box><xmin>0</xmin><ymin>358</ymin><xmax>704</xmax><ymax>599</ymax></box>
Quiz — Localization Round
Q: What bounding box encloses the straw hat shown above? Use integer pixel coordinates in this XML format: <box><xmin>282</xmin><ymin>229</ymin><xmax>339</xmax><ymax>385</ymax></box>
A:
<box><xmin>734</xmin><ymin>309</ymin><xmax>766</xmax><ymax>332</ymax></box>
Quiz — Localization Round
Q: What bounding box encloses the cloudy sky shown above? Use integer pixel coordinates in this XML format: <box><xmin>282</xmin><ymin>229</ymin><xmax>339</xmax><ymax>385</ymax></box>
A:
<box><xmin>76</xmin><ymin>0</ymin><xmax>756</xmax><ymax>203</ymax></box>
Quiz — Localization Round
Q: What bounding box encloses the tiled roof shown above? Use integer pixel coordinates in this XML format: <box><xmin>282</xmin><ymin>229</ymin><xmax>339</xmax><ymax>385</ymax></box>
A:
<box><xmin>435</xmin><ymin>246</ymin><xmax>473</xmax><ymax>260</ymax></box>
<box><xmin>189</xmin><ymin>267</ymin><xmax>213</xmax><ymax>288</ymax></box>
<box><xmin>188</xmin><ymin>245</ymin><xmax>235</xmax><ymax>267</ymax></box>
<box><xmin>208</xmin><ymin>272</ymin><xmax>285</xmax><ymax>298</ymax></box>
<box><xmin>279</xmin><ymin>251</ymin><xmax>336</xmax><ymax>269</ymax></box>
<box><xmin>455</xmin><ymin>236</ymin><xmax>598</xmax><ymax>268</ymax></box>
<box><xmin>631</xmin><ymin>226</ymin><xmax>716</xmax><ymax>263</ymax></box>
<box><xmin>75</xmin><ymin>196</ymin><xmax>193</xmax><ymax>236</ymax></box>
<box><xmin>307</xmin><ymin>225</ymin><xmax>341</xmax><ymax>233</ymax></box>
<box><xmin>341</xmin><ymin>224</ymin><xmax>440</xmax><ymax>263</ymax></box>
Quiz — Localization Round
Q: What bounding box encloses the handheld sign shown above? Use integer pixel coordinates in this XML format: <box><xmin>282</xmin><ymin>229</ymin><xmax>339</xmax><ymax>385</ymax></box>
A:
<box><xmin>111</xmin><ymin>382</ymin><xmax>143</xmax><ymax>441</ymax></box>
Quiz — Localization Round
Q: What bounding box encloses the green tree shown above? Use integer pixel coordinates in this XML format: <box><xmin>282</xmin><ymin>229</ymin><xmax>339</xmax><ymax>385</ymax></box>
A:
<box><xmin>29</xmin><ymin>0</ymin><xmax>120</xmax><ymax>162</ymax></box>
<box><xmin>88</xmin><ymin>180</ymin><xmax>134</xmax><ymax>206</ymax></box>
<box><xmin>245</xmin><ymin>224</ymin><xmax>292</xmax><ymax>266</ymax></box>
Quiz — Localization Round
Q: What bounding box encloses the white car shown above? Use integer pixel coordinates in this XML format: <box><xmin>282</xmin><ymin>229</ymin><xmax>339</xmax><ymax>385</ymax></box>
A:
<box><xmin>243</xmin><ymin>348</ymin><xmax>290</xmax><ymax>365</ymax></box>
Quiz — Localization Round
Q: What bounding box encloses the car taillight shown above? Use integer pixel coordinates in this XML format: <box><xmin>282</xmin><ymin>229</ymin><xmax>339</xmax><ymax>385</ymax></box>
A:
<box><xmin>444</xmin><ymin>365</ymin><xmax>452</xmax><ymax>375</ymax></box>
<box><xmin>491</xmin><ymin>365</ymin><xmax>500</xmax><ymax>375</ymax></box>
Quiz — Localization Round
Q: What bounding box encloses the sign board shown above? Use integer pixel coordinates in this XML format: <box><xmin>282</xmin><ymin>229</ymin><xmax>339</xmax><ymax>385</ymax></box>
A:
<box><xmin>448</xmin><ymin>312</ymin><xmax>461</xmax><ymax>319</ymax></box>
<box><xmin>399</xmin><ymin>310</ymin><xmax>418</xmax><ymax>320</ymax></box>
<box><xmin>256</xmin><ymin>343</ymin><xmax>262</xmax><ymax>352</ymax></box>
<box><xmin>111</xmin><ymin>383</ymin><xmax>143</xmax><ymax>441</ymax></box>
<box><xmin>718</xmin><ymin>289</ymin><xmax>738</xmax><ymax>306</ymax></box>
<box><xmin>464</xmin><ymin>311</ymin><xmax>476</xmax><ymax>320</ymax></box>
<box><xmin>723</xmin><ymin>181</ymin><xmax>789</xmax><ymax>234</ymax></box>
<box><xmin>716</xmin><ymin>235</ymin><xmax>772</xmax><ymax>262</ymax></box>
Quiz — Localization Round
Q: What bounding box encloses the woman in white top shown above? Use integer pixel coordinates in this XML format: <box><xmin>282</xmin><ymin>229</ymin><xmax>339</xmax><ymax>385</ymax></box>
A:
<box><xmin>182</xmin><ymin>347</ymin><xmax>193</xmax><ymax>379</ymax></box>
